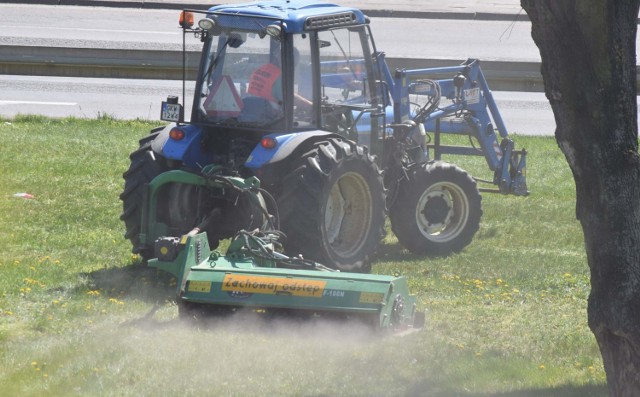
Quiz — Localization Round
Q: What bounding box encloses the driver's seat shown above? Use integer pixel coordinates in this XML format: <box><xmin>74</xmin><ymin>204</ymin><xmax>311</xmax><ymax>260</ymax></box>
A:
<box><xmin>237</xmin><ymin>96</ymin><xmax>279</xmax><ymax>124</ymax></box>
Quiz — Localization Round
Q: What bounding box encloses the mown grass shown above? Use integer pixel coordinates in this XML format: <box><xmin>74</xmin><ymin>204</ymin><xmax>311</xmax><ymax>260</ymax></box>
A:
<box><xmin>0</xmin><ymin>115</ymin><xmax>606</xmax><ymax>396</ymax></box>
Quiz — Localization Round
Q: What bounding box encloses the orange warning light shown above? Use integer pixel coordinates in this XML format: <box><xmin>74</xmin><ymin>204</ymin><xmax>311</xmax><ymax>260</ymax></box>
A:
<box><xmin>179</xmin><ymin>11</ymin><xmax>194</xmax><ymax>29</ymax></box>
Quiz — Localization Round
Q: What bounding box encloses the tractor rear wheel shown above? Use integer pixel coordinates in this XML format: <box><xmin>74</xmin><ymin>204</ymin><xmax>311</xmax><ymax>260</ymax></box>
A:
<box><xmin>390</xmin><ymin>161</ymin><xmax>482</xmax><ymax>256</ymax></box>
<box><xmin>277</xmin><ymin>139</ymin><xmax>385</xmax><ymax>273</ymax></box>
<box><xmin>120</xmin><ymin>133</ymin><xmax>167</xmax><ymax>260</ymax></box>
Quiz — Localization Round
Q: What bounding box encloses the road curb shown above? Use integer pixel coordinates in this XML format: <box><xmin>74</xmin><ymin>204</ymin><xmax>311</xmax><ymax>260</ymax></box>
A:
<box><xmin>2</xmin><ymin>0</ymin><xmax>530</xmax><ymax>21</ymax></box>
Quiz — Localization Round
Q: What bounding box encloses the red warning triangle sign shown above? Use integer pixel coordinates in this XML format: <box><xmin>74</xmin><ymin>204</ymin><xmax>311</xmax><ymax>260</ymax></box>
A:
<box><xmin>203</xmin><ymin>75</ymin><xmax>244</xmax><ymax>116</ymax></box>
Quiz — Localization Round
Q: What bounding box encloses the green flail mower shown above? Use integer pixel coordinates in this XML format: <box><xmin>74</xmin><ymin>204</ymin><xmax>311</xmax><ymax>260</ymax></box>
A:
<box><xmin>144</xmin><ymin>170</ymin><xmax>423</xmax><ymax>332</ymax></box>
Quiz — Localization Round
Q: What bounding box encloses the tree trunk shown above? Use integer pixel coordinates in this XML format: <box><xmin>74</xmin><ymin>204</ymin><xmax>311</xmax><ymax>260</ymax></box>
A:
<box><xmin>520</xmin><ymin>1</ymin><xmax>640</xmax><ymax>395</ymax></box>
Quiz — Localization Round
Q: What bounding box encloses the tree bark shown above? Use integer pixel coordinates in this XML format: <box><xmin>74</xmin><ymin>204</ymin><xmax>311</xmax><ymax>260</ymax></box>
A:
<box><xmin>520</xmin><ymin>1</ymin><xmax>640</xmax><ymax>395</ymax></box>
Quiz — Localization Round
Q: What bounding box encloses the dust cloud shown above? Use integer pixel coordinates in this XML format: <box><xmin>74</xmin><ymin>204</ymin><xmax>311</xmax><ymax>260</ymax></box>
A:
<box><xmin>68</xmin><ymin>306</ymin><xmax>422</xmax><ymax>396</ymax></box>
<box><xmin>74</xmin><ymin>265</ymin><xmax>426</xmax><ymax>395</ymax></box>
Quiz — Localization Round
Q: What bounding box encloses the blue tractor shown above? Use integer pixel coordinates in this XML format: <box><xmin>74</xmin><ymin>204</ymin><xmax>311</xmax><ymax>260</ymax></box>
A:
<box><xmin>120</xmin><ymin>0</ymin><xmax>528</xmax><ymax>273</ymax></box>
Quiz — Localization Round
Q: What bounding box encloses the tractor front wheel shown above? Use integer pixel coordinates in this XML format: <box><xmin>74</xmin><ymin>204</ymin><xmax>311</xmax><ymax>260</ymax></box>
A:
<box><xmin>277</xmin><ymin>139</ymin><xmax>385</xmax><ymax>273</ymax></box>
<box><xmin>390</xmin><ymin>161</ymin><xmax>482</xmax><ymax>256</ymax></box>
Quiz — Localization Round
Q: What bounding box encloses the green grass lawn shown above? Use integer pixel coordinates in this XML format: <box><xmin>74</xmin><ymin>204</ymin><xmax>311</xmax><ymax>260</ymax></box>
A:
<box><xmin>0</xmin><ymin>115</ymin><xmax>606</xmax><ymax>396</ymax></box>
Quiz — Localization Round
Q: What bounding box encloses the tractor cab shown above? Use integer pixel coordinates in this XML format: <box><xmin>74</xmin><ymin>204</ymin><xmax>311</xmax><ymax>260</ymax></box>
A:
<box><xmin>164</xmin><ymin>2</ymin><xmax>385</xmax><ymax>146</ymax></box>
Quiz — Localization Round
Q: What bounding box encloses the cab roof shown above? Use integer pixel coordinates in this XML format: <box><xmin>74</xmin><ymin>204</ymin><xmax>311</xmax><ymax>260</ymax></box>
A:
<box><xmin>207</xmin><ymin>0</ymin><xmax>367</xmax><ymax>33</ymax></box>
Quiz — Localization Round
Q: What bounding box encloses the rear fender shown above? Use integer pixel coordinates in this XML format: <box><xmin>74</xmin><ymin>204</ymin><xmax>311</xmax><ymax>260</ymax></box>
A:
<box><xmin>245</xmin><ymin>130</ymin><xmax>342</xmax><ymax>169</ymax></box>
<box><xmin>151</xmin><ymin>124</ymin><xmax>212</xmax><ymax>168</ymax></box>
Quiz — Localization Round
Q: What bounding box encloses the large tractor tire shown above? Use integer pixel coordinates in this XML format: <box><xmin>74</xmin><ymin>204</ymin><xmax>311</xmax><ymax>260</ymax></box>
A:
<box><xmin>277</xmin><ymin>138</ymin><xmax>386</xmax><ymax>273</ymax></box>
<box><xmin>389</xmin><ymin>161</ymin><xmax>482</xmax><ymax>256</ymax></box>
<box><xmin>120</xmin><ymin>133</ymin><xmax>168</xmax><ymax>259</ymax></box>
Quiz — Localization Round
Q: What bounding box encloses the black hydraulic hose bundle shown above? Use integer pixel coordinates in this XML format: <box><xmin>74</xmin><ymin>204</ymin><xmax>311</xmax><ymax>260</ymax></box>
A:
<box><xmin>234</xmin><ymin>230</ymin><xmax>336</xmax><ymax>272</ymax></box>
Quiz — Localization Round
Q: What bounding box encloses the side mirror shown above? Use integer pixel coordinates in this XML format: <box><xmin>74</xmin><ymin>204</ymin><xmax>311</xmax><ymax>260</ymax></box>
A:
<box><xmin>228</xmin><ymin>32</ymin><xmax>246</xmax><ymax>48</ymax></box>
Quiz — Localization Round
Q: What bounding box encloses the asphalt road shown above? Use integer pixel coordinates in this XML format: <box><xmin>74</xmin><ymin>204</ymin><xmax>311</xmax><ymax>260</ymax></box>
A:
<box><xmin>0</xmin><ymin>74</ymin><xmax>556</xmax><ymax>135</ymax></box>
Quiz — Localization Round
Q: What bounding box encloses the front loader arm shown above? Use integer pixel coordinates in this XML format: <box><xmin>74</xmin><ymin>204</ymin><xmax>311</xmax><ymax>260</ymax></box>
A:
<box><xmin>377</xmin><ymin>56</ymin><xmax>528</xmax><ymax>196</ymax></box>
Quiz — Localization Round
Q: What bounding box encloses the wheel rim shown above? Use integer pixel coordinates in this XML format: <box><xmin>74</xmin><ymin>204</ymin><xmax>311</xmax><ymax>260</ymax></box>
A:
<box><xmin>324</xmin><ymin>172</ymin><xmax>372</xmax><ymax>258</ymax></box>
<box><xmin>416</xmin><ymin>181</ymin><xmax>469</xmax><ymax>243</ymax></box>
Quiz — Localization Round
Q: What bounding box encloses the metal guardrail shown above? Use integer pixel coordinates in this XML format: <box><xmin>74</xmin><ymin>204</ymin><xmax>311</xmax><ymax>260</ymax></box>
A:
<box><xmin>0</xmin><ymin>46</ymin><xmax>195</xmax><ymax>81</ymax></box>
<box><xmin>0</xmin><ymin>45</ymin><xmax>548</xmax><ymax>92</ymax></box>
<box><xmin>4</xmin><ymin>45</ymin><xmax>640</xmax><ymax>91</ymax></box>
<box><xmin>387</xmin><ymin>58</ymin><xmax>545</xmax><ymax>92</ymax></box>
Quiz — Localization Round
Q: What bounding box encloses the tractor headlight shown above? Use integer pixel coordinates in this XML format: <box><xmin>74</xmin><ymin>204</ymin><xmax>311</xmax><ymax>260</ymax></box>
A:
<box><xmin>265</xmin><ymin>24</ymin><xmax>282</xmax><ymax>40</ymax></box>
<box><xmin>198</xmin><ymin>17</ymin><xmax>216</xmax><ymax>32</ymax></box>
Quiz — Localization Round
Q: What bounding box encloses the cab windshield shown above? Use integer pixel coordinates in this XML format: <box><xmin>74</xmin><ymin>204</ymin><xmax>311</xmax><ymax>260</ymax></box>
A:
<box><xmin>197</xmin><ymin>26</ymin><xmax>285</xmax><ymax>128</ymax></box>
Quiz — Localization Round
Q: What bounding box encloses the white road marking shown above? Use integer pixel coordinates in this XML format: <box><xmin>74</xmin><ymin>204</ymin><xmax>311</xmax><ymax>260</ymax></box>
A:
<box><xmin>0</xmin><ymin>100</ymin><xmax>77</xmax><ymax>106</ymax></box>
